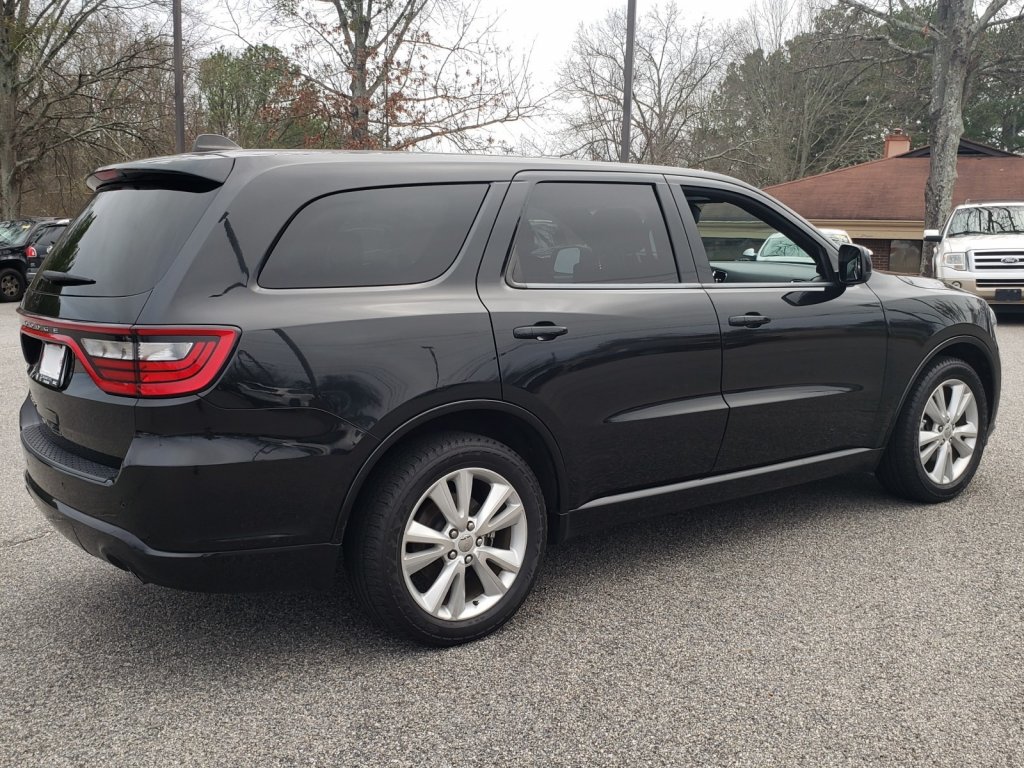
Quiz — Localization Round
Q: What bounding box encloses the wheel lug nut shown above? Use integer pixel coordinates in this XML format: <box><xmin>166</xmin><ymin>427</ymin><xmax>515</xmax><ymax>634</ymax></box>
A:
<box><xmin>466</xmin><ymin>520</ymin><xmax>475</xmax><ymax>531</ymax></box>
<box><xmin>447</xmin><ymin>551</ymin><xmax>457</xmax><ymax>560</ymax></box>
<box><xmin>448</xmin><ymin>529</ymin><xmax>458</xmax><ymax>539</ymax></box>
<box><xmin>476</xmin><ymin>537</ymin><xmax>483</xmax><ymax>547</ymax></box>
<box><xmin>464</xmin><ymin>554</ymin><xmax>473</xmax><ymax>564</ymax></box>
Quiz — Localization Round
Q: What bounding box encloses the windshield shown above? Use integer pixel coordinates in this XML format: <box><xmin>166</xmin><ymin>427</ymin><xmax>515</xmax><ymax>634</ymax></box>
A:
<box><xmin>757</xmin><ymin>233</ymin><xmax>813</xmax><ymax>263</ymax></box>
<box><xmin>0</xmin><ymin>220</ymin><xmax>34</xmax><ymax>247</ymax></box>
<box><xmin>947</xmin><ymin>205</ymin><xmax>1024</xmax><ymax>236</ymax></box>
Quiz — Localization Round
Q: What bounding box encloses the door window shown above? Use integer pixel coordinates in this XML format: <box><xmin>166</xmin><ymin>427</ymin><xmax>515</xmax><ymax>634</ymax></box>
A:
<box><xmin>682</xmin><ymin>188</ymin><xmax>828</xmax><ymax>284</ymax></box>
<box><xmin>509</xmin><ymin>183</ymin><xmax>677</xmax><ymax>285</ymax></box>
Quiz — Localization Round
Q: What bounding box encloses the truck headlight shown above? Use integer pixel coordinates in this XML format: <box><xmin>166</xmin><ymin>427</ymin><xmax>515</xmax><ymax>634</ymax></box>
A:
<box><xmin>941</xmin><ymin>252</ymin><xmax>966</xmax><ymax>271</ymax></box>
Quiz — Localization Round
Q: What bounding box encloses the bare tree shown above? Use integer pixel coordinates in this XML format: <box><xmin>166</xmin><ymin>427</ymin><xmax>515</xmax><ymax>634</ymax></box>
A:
<box><xmin>0</xmin><ymin>0</ymin><xmax>176</xmax><ymax>217</ymax></box>
<box><xmin>837</xmin><ymin>0</ymin><xmax>1024</xmax><ymax>274</ymax></box>
<box><xmin>700</xmin><ymin>0</ymin><xmax>917</xmax><ymax>187</ymax></box>
<box><xmin>228</xmin><ymin>0</ymin><xmax>541</xmax><ymax>151</ymax></box>
<box><xmin>556</xmin><ymin>2</ymin><xmax>734</xmax><ymax>166</ymax></box>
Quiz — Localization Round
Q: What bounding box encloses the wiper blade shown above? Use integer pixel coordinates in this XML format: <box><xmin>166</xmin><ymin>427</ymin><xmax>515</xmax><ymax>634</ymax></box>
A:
<box><xmin>40</xmin><ymin>270</ymin><xmax>96</xmax><ymax>286</ymax></box>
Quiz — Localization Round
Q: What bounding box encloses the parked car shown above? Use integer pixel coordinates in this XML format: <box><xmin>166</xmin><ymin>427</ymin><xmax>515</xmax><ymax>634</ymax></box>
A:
<box><xmin>0</xmin><ymin>217</ymin><xmax>69</xmax><ymax>301</ymax></box>
<box><xmin>747</xmin><ymin>228</ymin><xmax>853</xmax><ymax>264</ymax></box>
<box><xmin>927</xmin><ymin>201</ymin><xmax>1024</xmax><ymax>306</ymax></box>
<box><xmin>19</xmin><ymin>141</ymin><xmax>1000</xmax><ymax>645</ymax></box>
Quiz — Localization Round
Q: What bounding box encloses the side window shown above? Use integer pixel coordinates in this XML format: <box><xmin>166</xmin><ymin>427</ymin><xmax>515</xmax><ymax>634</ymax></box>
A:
<box><xmin>509</xmin><ymin>183</ymin><xmax>677</xmax><ymax>285</ymax></box>
<box><xmin>682</xmin><ymin>188</ymin><xmax>826</xmax><ymax>284</ymax></box>
<box><xmin>260</xmin><ymin>184</ymin><xmax>487</xmax><ymax>289</ymax></box>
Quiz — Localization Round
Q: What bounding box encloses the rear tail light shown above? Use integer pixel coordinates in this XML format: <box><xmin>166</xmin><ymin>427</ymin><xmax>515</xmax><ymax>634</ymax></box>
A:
<box><xmin>20</xmin><ymin>315</ymin><xmax>239</xmax><ymax>397</ymax></box>
<box><xmin>25</xmin><ymin>245</ymin><xmax>37</xmax><ymax>260</ymax></box>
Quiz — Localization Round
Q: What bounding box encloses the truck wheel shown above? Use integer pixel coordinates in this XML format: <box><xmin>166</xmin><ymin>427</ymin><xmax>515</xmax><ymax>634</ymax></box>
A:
<box><xmin>877</xmin><ymin>356</ymin><xmax>988</xmax><ymax>503</ymax></box>
<box><xmin>345</xmin><ymin>431</ymin><xmax>546</xmax><ymax>646</ymax></box>
<box><xmin>0</xmin><ymin>268</ymin><xmax>26</xmax><ymax>302</ymax></box>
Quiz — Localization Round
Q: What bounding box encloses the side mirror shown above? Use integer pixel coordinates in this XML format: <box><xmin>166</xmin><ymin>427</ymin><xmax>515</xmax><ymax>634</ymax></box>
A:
<box><xmin>739</xmin><ymin>248</ymin><xmax>756</xmax><ymax>260</ymax></box>
<box><xmin>923</xmin><ymin>229</ymin><xmax>942</xmax><ymax>243</ymax></box>
<box><xmin>838</xmin><ymin>243</ymin><xmax>873</xmax><ymax>285</ymax></box>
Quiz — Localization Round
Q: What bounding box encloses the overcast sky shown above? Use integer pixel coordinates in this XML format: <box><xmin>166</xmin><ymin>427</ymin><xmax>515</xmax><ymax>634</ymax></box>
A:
<box><xmin>484</xmin><ymin>0</ymin><xmax>753</xmax><ymax>89</ymax></box>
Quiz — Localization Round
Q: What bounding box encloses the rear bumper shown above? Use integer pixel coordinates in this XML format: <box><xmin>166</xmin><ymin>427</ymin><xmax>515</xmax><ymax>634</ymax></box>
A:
<box><xmin>19</xmin><ymin>393</ymin><xmax>370</xmax><ymax>592</ymax></box>
<box><xmin>26</xmin><ymin>472</ymin><xmax>340</xmax><ymax>591</ymax></box>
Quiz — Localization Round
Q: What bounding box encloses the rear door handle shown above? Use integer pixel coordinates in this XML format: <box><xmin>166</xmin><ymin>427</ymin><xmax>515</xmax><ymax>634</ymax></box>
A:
<box><xmin>728</xmin><ymin>313</ymin><xmax>771</xmax><ymax>328</ymax></box>
<box><xmin>513</xmin><ymin>324</ymin><xmax>568</xmax><ymax>340</ymax></box>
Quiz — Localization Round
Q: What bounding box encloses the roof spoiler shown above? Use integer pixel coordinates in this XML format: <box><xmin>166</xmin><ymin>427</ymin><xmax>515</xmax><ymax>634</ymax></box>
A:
<box><xmin>87</xmin><ymin>155</ymin><xmax>234</xmax><ymax>192</ymax></box>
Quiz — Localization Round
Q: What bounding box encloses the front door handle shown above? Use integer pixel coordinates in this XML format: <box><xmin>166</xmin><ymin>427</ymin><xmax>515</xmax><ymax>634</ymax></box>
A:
<box><xmin>513</xmin><ymin>324</ymin><xmax>569</xmax><ymax>340</ymax></box>
<box><xmin>728</xmin><ymin>313</ymin><xmax>771</xmax><ymax>328</ymax></box>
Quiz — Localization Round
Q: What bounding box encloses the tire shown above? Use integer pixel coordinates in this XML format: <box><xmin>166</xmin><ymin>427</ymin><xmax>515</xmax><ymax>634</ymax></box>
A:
<box><xmin>876</xmin><ymin>356</ymin><xmax>989</xmax><ymax>503</ymax></box>
<box><xmin>0</xmin><ymin>267</ymin><xmax>26</xmax><ymax>302</ymax></box>
<box><xmin>345</xmin><ymin>431</ymin><xmax>547</xmax><ymax>646</ymax></box>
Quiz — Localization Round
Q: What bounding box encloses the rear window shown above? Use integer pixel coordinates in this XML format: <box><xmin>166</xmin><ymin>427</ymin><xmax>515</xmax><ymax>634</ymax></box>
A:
<box><xmin>259</xmin><ymin>184</ymin><xmax>487</xmax><ymax>289</ymax></box>
<box><xmin>36</xmin><ymin>185</ymin><xmax>218</xmax><ymax>297</ymax></box>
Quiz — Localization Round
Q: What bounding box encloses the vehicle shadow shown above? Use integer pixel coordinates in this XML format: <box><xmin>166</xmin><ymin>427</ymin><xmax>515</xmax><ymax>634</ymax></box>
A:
<box><xmin>41</xmin><ymin>471</ymin><xmax>917</xmax><ymax>667</ymax></box>
<box><xmin>993</xmin><ymin>308</ymin><xmax>1024</xmax><ymax>324</ymax></box>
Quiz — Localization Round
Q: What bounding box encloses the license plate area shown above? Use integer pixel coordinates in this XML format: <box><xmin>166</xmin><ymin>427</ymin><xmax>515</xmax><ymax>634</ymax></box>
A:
<box><xmin>994</xmin><ymin>288</ymin><xmax>1022</xmax><ymax>301</ymax></box>
<box><xmin>34</xmin><ymin>342</ymin><xmax>70</xmax><ymax>388</ymax></box>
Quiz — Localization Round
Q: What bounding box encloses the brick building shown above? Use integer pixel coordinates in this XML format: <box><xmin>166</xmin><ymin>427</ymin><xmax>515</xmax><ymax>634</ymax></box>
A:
<box><xmin>764</xmin><ymin>133</ymin><xmax>1024</xmax><ymax>272</ymax></box>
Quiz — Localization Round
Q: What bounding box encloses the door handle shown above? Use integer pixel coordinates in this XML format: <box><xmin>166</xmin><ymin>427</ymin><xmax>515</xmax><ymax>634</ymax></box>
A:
<box><xmin>728</xmin><ymin>313</ymin><xmax>771</xmax><ymax>328</ymax></box>
<box><xmin>513</xmin><ymin>324</ymin><xmax>569</xmax><ymax>340</ymax></box>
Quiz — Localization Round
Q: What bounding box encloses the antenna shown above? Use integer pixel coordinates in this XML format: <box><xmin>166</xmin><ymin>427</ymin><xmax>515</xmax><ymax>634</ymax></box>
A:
<box><xmin>192</xmin><ymin>135</ymin><xmax>242</xmax><ymax>153</ymax></box>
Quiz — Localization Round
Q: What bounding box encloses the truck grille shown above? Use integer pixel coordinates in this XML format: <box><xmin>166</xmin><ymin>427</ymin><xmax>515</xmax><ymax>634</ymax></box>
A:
<box><xmin>977</xmin><ymin>279</ymin><xmax>1024</xmax><ymax>287</ymax></box>
<box><xmin>972</xmin><ymin>251</ymin><xmax>1024</xmax><ymax>270</ymax></box>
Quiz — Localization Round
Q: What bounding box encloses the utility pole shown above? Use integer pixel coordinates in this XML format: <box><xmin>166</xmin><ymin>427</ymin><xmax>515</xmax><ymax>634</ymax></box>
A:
<box><xmin>172</xmin><ymin>0</ymin><xmax>185</xmax><ymax>153</ymax></box>
<box><xmin>619</xmin><ymin>0</ymin><xmax>637</xmax><ymax>163</ymax></box>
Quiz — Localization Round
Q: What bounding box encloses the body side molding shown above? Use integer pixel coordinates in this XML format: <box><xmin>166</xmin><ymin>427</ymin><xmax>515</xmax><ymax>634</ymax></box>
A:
<box><xmin>555</xmin><ymin>447</ymin><xmax>881</xmax><ymax>542</ymax></box>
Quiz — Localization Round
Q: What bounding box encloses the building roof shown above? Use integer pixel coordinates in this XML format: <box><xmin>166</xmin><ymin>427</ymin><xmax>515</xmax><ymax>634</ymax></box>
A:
<box><xmin>765</xmin><ymin>139</ymin><xmax>1024</xmax><ymax>222</ymax></box>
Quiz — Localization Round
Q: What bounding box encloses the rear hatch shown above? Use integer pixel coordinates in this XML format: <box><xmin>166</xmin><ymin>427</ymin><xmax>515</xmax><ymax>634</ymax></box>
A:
<box><xmin>20</xmin><ymin>155</ymin><xmax>234</xmax><ymax>461</ymax></box>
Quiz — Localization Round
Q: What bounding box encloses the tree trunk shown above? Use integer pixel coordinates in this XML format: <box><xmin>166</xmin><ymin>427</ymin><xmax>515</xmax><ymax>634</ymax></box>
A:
<box><xmin>920</xmin><ymin>0</ymin><xmax>973</xmax><ymax>276</ymax></box>
<box><xmin>0</xmin><ymin>9</ymin><xmax>22</xmax><ymax>219</ymax></box>
<box><xmin>346</xmin><ymin>4</ymin><xmax>372</xmax><ymax>148</ymax></box>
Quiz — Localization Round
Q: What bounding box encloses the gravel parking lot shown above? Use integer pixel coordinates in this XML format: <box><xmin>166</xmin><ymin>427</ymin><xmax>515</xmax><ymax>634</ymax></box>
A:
<box><xmin>0</xmin><ymin>301</ymin><xmax>1022</xmax><ymax>767</ymax></box>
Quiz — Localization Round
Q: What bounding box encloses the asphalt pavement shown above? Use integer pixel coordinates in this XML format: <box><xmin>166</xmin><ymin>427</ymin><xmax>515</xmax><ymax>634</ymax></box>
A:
<box><xmin>0</xmin><ymin>301</ymin><xmax>1022</xmax><ymax>767</ymax></box>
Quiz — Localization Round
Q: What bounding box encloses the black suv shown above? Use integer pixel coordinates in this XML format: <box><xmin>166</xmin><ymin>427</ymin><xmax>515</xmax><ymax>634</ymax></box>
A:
<box><xmin>0</xmin><ymin>217</ymin><xmax>69</xmax><ymax>301</ymax></box>
<box><xmin>19</xmin><ymin>144</ymin><xmax>1000</xmax><ymax>645</ymax></box>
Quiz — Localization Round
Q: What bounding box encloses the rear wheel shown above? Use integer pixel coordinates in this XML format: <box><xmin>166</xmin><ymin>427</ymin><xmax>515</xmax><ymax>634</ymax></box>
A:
<box><xmin>0</xmin><ymin>268</ymin><xmax>26</xmax><ymax>302</ymax></box>
<box><xmin>877</xmin><ymin>356</ymin><xmax>988</xmax><ymax>502</ymax></box>
<box><xmin>345</xmin><ymin>431</ymin><xmax>546</xmax><ymax>646</ymax></box>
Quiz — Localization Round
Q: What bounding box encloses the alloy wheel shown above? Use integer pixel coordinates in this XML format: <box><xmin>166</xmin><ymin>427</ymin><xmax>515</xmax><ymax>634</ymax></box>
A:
<box><xmin>401</xmin><ymin>467</ymin><xmax>527</xmax><ymax>621</ymax></box>
<box><xmin>918</xmin><ymin>378</ymin><xmax>979</xmax><ymax>485</ymax></box>
<box><xmin>1</xmin><ymin>274</ymin><xmax>19</xmax><ymax>298</ymax></box>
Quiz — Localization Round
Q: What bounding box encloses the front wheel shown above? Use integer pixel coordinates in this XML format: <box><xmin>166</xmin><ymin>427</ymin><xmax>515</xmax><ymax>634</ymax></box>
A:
<box><xmin>877</xmin><ymin>356</ymin><xmax>989</xmax><ymax>503</ymax></box>
<box><xmin>345</xmin><ymin>431</ymin><xmax>546</xmax><ymax>646</ymax></box>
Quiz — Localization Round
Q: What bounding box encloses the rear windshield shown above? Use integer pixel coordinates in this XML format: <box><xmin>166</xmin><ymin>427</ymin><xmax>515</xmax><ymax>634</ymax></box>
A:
<box><xmin>36</xmin><ymin>185</ymin><xmax>218</xmax><ymax>296</ymax></box>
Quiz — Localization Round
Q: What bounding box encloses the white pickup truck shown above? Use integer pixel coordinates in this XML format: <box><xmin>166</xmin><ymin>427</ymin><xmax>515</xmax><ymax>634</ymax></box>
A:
<box><xmin>927</xmin><ymin>201</ymin><xmax>1024</xmax><ymax>306</ymax></box>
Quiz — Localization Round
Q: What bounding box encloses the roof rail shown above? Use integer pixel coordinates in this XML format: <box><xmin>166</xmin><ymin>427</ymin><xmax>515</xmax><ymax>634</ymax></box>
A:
<box><xmin>191</xmin><ymin>134</ymin><xmax>241</xmax><ymax>153</ymax></box>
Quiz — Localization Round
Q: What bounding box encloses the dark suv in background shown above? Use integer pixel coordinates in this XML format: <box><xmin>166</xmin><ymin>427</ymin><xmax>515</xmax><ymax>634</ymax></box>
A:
<box><xmin>19</xmin><ymin>141</ymin><xmax>1000</xmax><ymax>645</ymax></box>
<box><xmin>0</xmin><ymin>217</ymin><xmax>69</xmax><ymax>301</ymax></box>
